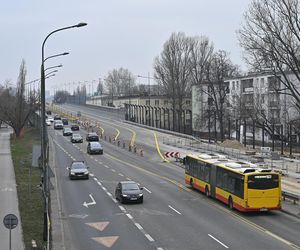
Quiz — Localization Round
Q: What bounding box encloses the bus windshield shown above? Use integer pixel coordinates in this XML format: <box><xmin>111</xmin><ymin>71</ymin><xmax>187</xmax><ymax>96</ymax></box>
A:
<box><xmin>248</xmin><ymin>174</ymin><xmax>279</xmax><ymax>190</ymax></box>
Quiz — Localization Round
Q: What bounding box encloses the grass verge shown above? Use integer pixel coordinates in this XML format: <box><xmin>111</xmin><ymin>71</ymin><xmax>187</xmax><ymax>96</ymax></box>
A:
<box><xmin>11</xmin><ymin>128</ymin><xmax>45</xmax><ymax>249</ymax></box>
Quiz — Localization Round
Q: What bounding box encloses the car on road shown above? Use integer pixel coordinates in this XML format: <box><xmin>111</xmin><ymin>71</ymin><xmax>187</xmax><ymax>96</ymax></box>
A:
<box><xmin>47</xmin><ymin>116</ymin><xmax>54</xmax><ymax>122</ymax></box>
<box><xmin>54</xmin><ymin>120</ymin><xmax>63</xmax><ymax>130</ymax></box>
<box><xmin>46</xmin><ymin>119</ymin><xmax>51</xmax><ymax>126</ymax></box>
<box><xmin>86</xmin><ymin>132</ymin><xmax>99</xmax><ymax>141</ymax></box>
<box><xmin>87</xmin><ymin>141</ymin><xmax>103</xmax><ymax>154</ymax></box>
<box><xmin>63</xmin><ymin>127</ymin><xmax>73</xmax><ymax>136</ymax></box>
<box><xmin>71</xmin><ymin>124</ymin><xmax>79</xmax><ymax>131</ymax></box>
<box><xmin>77</xmin><ymin>111</ymin><xmax>81</xmax><ymax>117</ymax></box>
<box><xmin>54</xmin><ymin>115</ymin><xmax>61</xmax><ymax>121</ymax></box>
<box><xmin>68</xmin><ymin>161</ymin><xmax>89</xmax><ymax>180</ymax></box>
<box><xmin>71</xmin><ymin>133</ymin><xmax>83</xmax><ymax>143</ymax></box>
<box><xmin>61</xmin><ymin>118</ymin><xmax>68</xmax><ymax>125</ymax></box>
<box><xmin>115</xmin><ymin>181</ymin><xmax>143</xmax><ymax>204</ymax></box>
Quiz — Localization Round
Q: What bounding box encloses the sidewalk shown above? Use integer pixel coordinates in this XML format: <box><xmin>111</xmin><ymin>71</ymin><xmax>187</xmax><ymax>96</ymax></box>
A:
<box><xmin>0</xmin><ymin>128</ymin><xmax>24</xmax><ymax>249</ymax></box>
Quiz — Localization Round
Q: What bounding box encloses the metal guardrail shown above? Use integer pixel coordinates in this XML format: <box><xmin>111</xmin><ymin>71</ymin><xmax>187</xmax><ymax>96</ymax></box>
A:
<box><xmin>282</xmin><ymin>191</ymin><xmax>299</xmax><ymax>204</ymax></box>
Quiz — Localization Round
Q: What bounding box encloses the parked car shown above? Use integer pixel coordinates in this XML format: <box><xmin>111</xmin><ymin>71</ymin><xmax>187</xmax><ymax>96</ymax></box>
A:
<box><xmin>54</xmin><ymin>120</ymin><xmax>63</xmax><ymax>130</ymax></box>
<box><xmin>68</xmin><ymin>161</ymin><xmax>89</xmax><ymax>180</ymax></box>
<box><xmin>46</xmin><ymin>119</ymin><xmax>51</xmax><ymax>126</ymax></box>
<box><xmin>63</xmin><ymin>127</ymin><xmax>73</xmax><ymax>136</ymax></box>
<box><xmin>71</xmin><ymin>124</ymin><xmax>79</xmax><ymax>131</ymax></box>
<box><xmin>71</xmin><ymin>134</ymin><xmax>83</xmax><ymax>143</ymax></box>
<box><xmin>46</xmin><ymin>110</ymin><xmax>52</xmax><ymax>115</ymax></box>
<box><xmin>87</xmin><ymin>142</ymin><xmax>103</xmax><ymax>154</ymax></box>
<box><xmin>86</xmin><ymin>132</ymin><xmax>99</xmax><ymax>141</ymax></box>
<box><xmin>61</xmin><ymin>118</ymin><xmax>68</xmax><ymax>125</ymax></box>
<box><xmin>115</xmin><ymin>181</ymin><xmax>143</xmax><ymax>204</ymax></box>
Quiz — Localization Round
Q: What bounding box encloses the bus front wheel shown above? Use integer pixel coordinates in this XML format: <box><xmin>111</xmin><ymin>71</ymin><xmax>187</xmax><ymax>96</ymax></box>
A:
<box><xmin>228</xmin><ymin>197</ymin><xmax>234</xmax><ymax>210</ymax></box>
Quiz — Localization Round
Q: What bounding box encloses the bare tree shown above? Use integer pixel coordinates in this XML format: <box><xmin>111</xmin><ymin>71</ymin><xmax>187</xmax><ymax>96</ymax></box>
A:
<box><xmin>238</xmin><ymin>0</ymin><xmax>300</xmax><ymax>112</ymax></box>
<box><xmin>105</xmin><ymin>68</ymin><xmax>136</xmax><ymax>97</ymax></box>
<box><xmin>0</xmin><ymin>60</ymin><xmax>38</xmax><ymax>137</ymax></box>
<box><xmin>204</xmin><ymin>50</ymin><xmax>240</xmax><ymax>141</ymax></box>
<box><xmin>97</xmin><ymin>78</ymin><xmax>104</xmax><ymax>95</ymax></box>
<box><xmin>153</xmin><ymin>32</ymin><xmax>193</xmax><ymax>131</ymax></box>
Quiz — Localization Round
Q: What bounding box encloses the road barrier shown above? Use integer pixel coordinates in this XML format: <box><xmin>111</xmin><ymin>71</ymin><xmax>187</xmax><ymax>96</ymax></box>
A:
<box><xmin>282</xmin><ymin>191</ymin><xmax>299</xmax><ymax>204</ymax></box>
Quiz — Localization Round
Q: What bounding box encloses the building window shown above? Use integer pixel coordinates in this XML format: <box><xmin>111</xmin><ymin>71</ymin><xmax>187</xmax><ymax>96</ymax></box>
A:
<box><xmin>164</xmin><ymin>100</ymin><xmax>168</xmax><ymax>105</ymax></box>
<box><xmin>155</xmin><ymin>100</ymin><xmax>159</xmax><ymax>106</ymax></box>
<box><xmin>146</xmin><ymin>100</ymin><xmax>150</xmax><ymax>105</ymax></box>
<box><xmin>186</xmin><ymin>100</ymin><xmax>191</xmax><ymax>105</ymax></box>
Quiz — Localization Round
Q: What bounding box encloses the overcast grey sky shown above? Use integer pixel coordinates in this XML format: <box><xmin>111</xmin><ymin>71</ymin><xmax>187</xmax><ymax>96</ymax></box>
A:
<box><xmin>0</xmin><ymin>0</ymin><xmax>251</xmax><ymax>95</ymax></box>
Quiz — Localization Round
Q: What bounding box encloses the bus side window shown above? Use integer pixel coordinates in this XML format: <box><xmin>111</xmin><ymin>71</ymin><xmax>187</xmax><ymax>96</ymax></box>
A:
<box><xmin>182</xmin><ymin>157</ymin><xmax>186</xmax><ymax>165</ymax></box>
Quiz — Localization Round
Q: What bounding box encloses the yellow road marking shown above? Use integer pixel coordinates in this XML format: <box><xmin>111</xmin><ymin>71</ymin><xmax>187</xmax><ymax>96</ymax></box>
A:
<box><xmin>153</xmin><ymin>132</ymin><xmax>169</xmax><ymax>163</ymax></box>
<box><xmin>114</xmin><ymin>128</ymin><xmax>120</xmax><ymax>141</ymax></box>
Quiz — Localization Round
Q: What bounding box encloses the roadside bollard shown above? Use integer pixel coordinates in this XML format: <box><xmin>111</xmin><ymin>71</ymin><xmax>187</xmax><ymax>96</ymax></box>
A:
<box><xmin>109</xmin><ymin>136</ymin><xmax>111</xmax><ymax>143</ymax></box>
<box><xmin>104</xmin><ymin>135</ymin><xmax>107</xmax><ymax>141</ymax></box>
<box><xmin>123</xmin><ymin>142</ymin><xmax>125</xmax><ymax>148</ymax></box>
<box><xmin>118</xmin><ymin>140</ymin><xmax>120</xmax><ymax>147</ymax></box>
<box><xmin>134</xmin><ymin>145</ymin><xmax>137</xmax><ymax>153</ymax></box>
<box><xmin>140</xmin><ymin>149</ymin><xmax>144</xmax><ymax>157</ymax></box>
<box><xmin>129</xmin><ymin>144</ymin><xmax>132</xmax><ymax>152</ymax></box>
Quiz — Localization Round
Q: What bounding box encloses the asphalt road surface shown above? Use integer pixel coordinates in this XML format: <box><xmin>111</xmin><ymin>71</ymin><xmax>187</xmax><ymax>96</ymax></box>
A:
<box><xmin>48</xmin><ymin>104</ymin><xmax>300</xmax><ymax>250</ymax></box>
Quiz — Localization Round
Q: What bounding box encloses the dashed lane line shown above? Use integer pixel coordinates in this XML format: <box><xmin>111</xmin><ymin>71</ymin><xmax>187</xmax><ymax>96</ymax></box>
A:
<box><xmin>208</xmin><ymin>234</ymin><xmax>229</xmax><ymax>249</ymax></box>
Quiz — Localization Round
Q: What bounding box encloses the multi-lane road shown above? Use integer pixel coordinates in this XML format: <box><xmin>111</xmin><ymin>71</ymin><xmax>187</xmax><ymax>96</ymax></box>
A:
<box><xmin>49</xmin><ymin>104</ymin><xmax>300</xmax><ymax>250</ymax></box>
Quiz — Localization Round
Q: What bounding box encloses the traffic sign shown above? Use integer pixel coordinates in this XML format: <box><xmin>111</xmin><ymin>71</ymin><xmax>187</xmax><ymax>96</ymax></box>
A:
<box><xmin>164</xmin><ymin>152</ymin><xmax>180</xmax><ymax>158</ymax></box>
<box><xmin>3</xmin><ymin>214</ymin><xmax>18</xmax><ymax>230</ymax></box>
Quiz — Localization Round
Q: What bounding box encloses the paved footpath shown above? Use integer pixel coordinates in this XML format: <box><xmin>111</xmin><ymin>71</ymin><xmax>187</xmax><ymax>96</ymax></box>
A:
<box><xmin>0</xmin><ymin>129</ymin><xmax>24</xmax><ymax>249</ymax></box>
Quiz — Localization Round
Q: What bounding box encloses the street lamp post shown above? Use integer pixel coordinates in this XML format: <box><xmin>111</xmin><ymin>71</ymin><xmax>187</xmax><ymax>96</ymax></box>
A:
<box><xmin>40</xmin><ymin>22</ymin><xmax>87</xmax><ymax>243</ymax></box>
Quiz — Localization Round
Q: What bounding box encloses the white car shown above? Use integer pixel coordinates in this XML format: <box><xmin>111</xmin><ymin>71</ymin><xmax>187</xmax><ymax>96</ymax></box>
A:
<box><xmin>46</xmin><ymin>119</ymin><xmax>51</xmax><ymax>126</ymax></box>
<box><xmin>47</xmin><ymin>116</ymin><xmax>54</xmax><ymax>122</ymax></box>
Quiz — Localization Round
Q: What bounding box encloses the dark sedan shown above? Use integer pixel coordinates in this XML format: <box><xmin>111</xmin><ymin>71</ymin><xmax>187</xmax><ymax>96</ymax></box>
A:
<box><xmin>71</xmin><ymin>134</ymin><xmax>83</xmax><ymax>143</ymax></box>
<box><xmin>71</xmin><ymin>124</ymin><xmax>79</xmax><ymax>131</ymax></box>
<box><xmin>68</xmin><ymin>161</ymin><xmax>89</xmax><ymax>180</ymax></box>
<box><xmin>115</xmin><ymin>181</ymin><xmax>143</xmax><ymax>204</ymax></box>
<box><xmin>86</xmin><ymin>132</ymin><xmax>99</xmax><ymax>141</ymax></box>
<box><xmin>87</xmin><ymin>142</ymin><xmax>103</xmax><ymax>154</ymax></box>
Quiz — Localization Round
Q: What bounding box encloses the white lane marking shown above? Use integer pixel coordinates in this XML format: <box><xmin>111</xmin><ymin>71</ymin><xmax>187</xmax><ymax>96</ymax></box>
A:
<box><xmin>98</xmin><ymin>161</ymin><xmax>103</xmax><ymax>164</ymax></box>
<box><xmin>143</xmin><ymin>187</ymin><xmax>152</xmax><ymax>194</ymax></box>
<box><xmin>208</xmin><ymin>234</ymin><xmax>229</xmax><ymax>249</ymax></box>
<box><xmin>104</xmin><ymin>165</ymin><xmax>109</xmax><ymax>168</ymax></box>
<box><xmin>119</xmin><ymin>206</ymin><xmax>126</xmax><ymax>212</ymax></box>
<box><xmin>145</xmin><ymin>234</ymin><xmax>155</xmax><ymax>242</ymax></box>
<box><xmin>93</xmin><ymin>177</ymin><xmax>97</xmax><ymax>181</ymax></box>
<box><xmin>90</xmin><ymin>173</ymin><xmax>95</xmax><ymax>177</ymax></box>
<box><xmin>112</xmin><ymin>198</ymin><xmax>118</xmax><ymax>203</ymax></box>
<box><xmin>134</xmin><ymin>223</ymin><xmax>143</xmax><ymax>230</ymax></box>
<box><xmin>118</xmin><ymin>173</ymin><xmax>124</xmax><ymax>177</ymax></box>
<box><xmin>111</xmin><ymin>169</ymin><xmax>116</xmax><ymax>172</ymax></box>
<box><xmin>83</xmin><ymin>194</ymin><xmax>96</xmax><ymax>208</ymax></box>
<box><xmin>102</xmin><ymin>187</ymin><xmax>107</xmax><ymax>191</ymax></box>
<box><xmin>90</xmin><ymin>156</ymin><xmax>94</xmax><ymax>159</ymax></box>
<box><xmin>168</xmin><ymin>205</ymin><xmax>182</xmax><ymax>215</ymax></box>
<box><xmin>126</xmin><ymin>177</ymin><xmax>131</xmax><ymax>181</ymax></box>
<box><xmin>126</xmin><ymin>214</ymin><xmax>133</xmax><ymax>220</ymax></box>
<box><xmin>107</xmin><ymin>192</ymin><xmax>112</xmax><ymax>197</ymax></box>
<box><xmin>97</xmin><ymin>181</ymin><xmax>102</xmax><ymax>186</ymax></box>
<box><xmin>157</xmin><ymin>248</ymin><xmax>164</xmax><ymax>250</ymax></box>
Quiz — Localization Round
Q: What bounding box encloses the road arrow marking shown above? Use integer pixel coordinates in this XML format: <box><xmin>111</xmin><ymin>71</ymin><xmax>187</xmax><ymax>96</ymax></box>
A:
<box><xmin>86</xmin><ymin>221</ymin><xmax>110</xmax><ymax>231</ymax></box>
<box><xmin>92</xmin><ymin>236</ymin><xmax>119</xmax><ymax>248</ymax></box>
<box><xmin>83</xmin><ymin>194</ymin><xmax>96</xmax><ymax>208</ymax></box>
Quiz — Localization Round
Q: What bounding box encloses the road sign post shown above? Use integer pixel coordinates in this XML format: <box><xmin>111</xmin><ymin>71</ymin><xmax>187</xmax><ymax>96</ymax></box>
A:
<box><xmin>3</xmin><ymin>214</ymin><xmax>18</xmax><ymax>250</ymax></box>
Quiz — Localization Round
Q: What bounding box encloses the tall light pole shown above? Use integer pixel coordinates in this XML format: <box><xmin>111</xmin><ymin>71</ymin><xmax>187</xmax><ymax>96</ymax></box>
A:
<box><xmin>40</xmin><ymin>22</ymin><xmax>87</xmax><ymax>243</ymax></box>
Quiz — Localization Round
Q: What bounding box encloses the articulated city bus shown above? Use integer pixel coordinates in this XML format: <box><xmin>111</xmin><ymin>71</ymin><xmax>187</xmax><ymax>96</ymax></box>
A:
<box><xmin>184</xmin><ymin>153</ymin><xmax>281</xmax><ymax>212</ymax></box>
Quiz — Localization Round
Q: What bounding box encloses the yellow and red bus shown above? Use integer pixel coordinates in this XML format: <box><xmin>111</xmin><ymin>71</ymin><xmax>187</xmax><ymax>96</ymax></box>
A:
<box><xmin>184</xmin><ymin>153</ymin><xmax>281</xmax><ymax>212</ymax></box>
